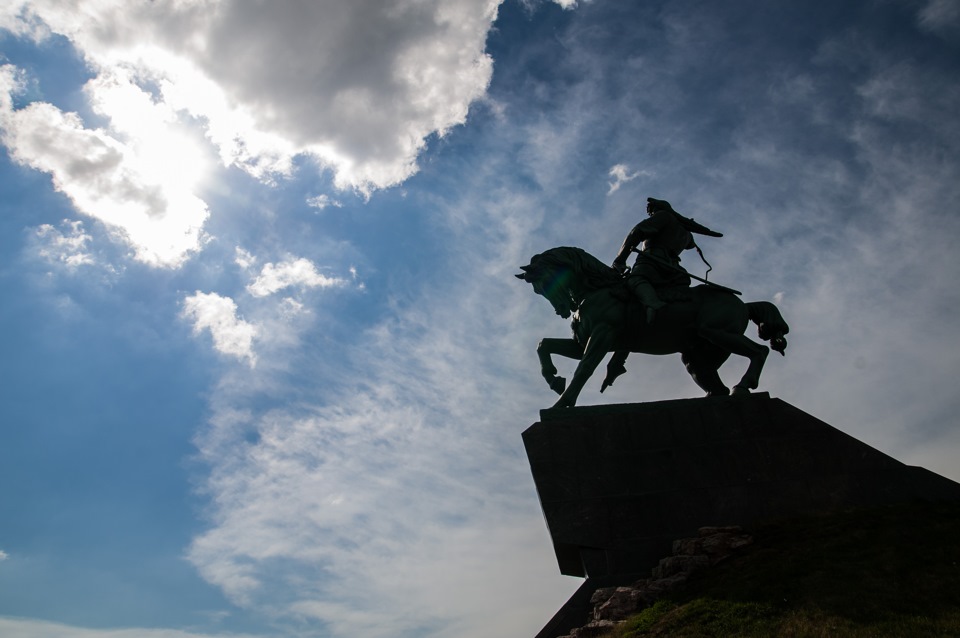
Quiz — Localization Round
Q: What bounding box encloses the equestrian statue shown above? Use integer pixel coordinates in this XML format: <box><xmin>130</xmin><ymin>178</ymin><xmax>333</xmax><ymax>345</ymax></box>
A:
<box><xmin>516</xmin><ymin>198</ymin><xmax>789</xmax><ymax>408</ymax></box>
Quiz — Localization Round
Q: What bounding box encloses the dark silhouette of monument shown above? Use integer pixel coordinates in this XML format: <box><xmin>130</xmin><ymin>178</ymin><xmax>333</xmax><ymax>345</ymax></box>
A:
<box><xmin>516</xmin><ymin>246</ymin><xmax>788</xmax><ymax>409</ymax></box>
<box><xmin>515</xmin><ymin>211</ymin><xmax>960</xmax><ymax>636</ymax></box>
<box><xmin>522</xmin><ymin>394</ymin><xmax>960</xmax><ymax>638</ymax></box>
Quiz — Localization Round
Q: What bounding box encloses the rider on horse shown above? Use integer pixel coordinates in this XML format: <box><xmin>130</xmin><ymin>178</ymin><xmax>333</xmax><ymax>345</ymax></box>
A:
<box><xmin>611</xmin><ymin>197</ymin><xmax>722</xmax><ymax>324</ymax></box>
<box><xmin>517</xmin><ymin>245</ymin><xmax>789</xmax><ymax>406</ymax></box>
<box><xmin>605</xmin><ymin>197</ymin><xmax>724</xmax><ymax>391</ymax></box>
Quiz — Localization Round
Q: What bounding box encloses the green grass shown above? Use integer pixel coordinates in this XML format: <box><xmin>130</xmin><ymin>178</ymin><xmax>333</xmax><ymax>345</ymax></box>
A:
<box><xmin>598</xmin><ymin>501</ymin><xmax>960</xmax><ymax>637</ymax></box>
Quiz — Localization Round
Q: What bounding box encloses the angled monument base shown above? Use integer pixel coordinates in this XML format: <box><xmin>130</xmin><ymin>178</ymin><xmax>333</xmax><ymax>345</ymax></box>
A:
<box><xmin>522</xmin><ymin>393</ymin><xmax>960</xmax><ymax>637</ymax></box>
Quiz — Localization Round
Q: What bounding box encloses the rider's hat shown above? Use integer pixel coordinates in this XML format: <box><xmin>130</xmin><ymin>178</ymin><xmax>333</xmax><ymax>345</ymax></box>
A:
<box><xmin>647</xmin><ymin>197</ymin><xmax>675</xmax><ymax>212</ymax></box>
<box><xmin>648</xmin><ymin>197</ymin><xmax>723</xmax><ymax>237</ymax></box>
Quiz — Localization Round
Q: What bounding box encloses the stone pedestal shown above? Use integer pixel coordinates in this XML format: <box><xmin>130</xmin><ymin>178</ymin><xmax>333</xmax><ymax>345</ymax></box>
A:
<box><xmin>523</xmin><ymin>393</ymin><xmax>960</xmax><ymax>638</ymax></box>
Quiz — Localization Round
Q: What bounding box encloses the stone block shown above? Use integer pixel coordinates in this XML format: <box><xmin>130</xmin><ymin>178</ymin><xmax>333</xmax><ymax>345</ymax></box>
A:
<box><xmin>523</xmin><ymin>393</ymin><xmax>960</xmax><ymax>579</ymax></box>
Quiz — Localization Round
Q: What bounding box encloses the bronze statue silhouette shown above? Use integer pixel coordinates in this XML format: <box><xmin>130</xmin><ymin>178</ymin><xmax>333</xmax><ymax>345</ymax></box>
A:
<box><xmin>516</xmin><ymin>246</ymin><xmax>788</xmax><ymax>408</ymax></box>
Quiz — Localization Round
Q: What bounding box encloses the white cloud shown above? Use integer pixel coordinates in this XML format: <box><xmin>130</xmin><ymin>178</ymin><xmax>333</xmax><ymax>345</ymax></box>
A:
<box><xmin>0</xmin><ymin>64</ymin><xmax>210</xmax><ymax>268</ymax></box>
<box><xmin>606</xmin><ymin>162</ymin><xmax>647</xmax><ymax>195</ymax></box>
<box><xmin>233</xmin><ymin>247</ymin><xmax>257</xmax><ymax>271</ymax></box>
<box><xmin>182</xmin><ymin>292</ymin><xmax>258</xmax><ymax>366</ymax></box>
<box><xmin>1</xmin><ymin>0</ymin><xmax>502</xmax><ymax>192</ymax></box>
<box><xmin>306</xmin><ymin>194</ymin><xmax>342</xmax><ymax>210</ymax></box>
<box><xmin>32</xmin><ymin>220</ymin><xmax>95</xmax><ymax>269</ymax></box>
<box><xmin>246</xmin><ymin>257</ymin><xmax>347</xmax><ymax>298</ymax></box>
<box><xmin>0</xmin><ymin>549</ymin><xmax>7</xmax><ymax>561</ymax></box>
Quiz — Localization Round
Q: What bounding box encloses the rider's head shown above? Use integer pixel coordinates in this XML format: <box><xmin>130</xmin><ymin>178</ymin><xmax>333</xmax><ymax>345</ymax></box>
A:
<box><xmin>646</xmin><ymin>197</ymin><xmax>674</xmax><ymax>215</ymax></box>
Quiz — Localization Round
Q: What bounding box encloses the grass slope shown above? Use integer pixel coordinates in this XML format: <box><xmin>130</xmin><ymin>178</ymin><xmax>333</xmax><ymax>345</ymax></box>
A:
<box><xmin>603</xmin><ymin>501</ymin><xmax>960</xmax><ymax>637</ymax></box>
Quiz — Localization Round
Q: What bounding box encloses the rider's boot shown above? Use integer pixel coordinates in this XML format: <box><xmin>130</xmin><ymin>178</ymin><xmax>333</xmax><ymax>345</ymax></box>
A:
<box><xmin>628</xmin><ymin>279</ymin><xmax>665</xmax><ymax>323</ymax></box>
<box><xmin>601</xmin><ymin>350</ymin><xmax>629</xmax><ymax>392</ymax></box>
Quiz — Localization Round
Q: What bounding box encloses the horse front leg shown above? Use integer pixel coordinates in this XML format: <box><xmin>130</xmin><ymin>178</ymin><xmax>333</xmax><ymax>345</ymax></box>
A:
<box><xmin>537</xmin><ymin>338</ymin><xmax>584</xmax><ymax>395</ymax></box>
<box><xmin>554</xmin><ymin>325</ymin><xmax>615</xmax><ymax>408</ymax></box>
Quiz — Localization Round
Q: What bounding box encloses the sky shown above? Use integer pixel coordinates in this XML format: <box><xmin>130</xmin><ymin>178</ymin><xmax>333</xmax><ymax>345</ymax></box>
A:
<box><xmin>1</xmin><ymin>0</ymin><xmax>958</xmax><ymax>636</ymax></box>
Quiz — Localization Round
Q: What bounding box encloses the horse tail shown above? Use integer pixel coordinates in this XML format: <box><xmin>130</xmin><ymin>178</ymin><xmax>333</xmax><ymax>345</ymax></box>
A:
<box><xmin>746</xmin><ymin>301</ymin><xmax>789</xmax><ymax>356</ymax></box>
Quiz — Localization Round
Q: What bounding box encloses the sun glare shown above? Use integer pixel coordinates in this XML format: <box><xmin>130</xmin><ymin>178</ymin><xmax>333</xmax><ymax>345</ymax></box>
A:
<box><xmin>90</xmin><ymin>67</ymin><xmax>212</xmax><ymax>191</ymax></box>
<box><xmin>79</xmin><ymin>65</ymin><xmax>214</xmax><ymax>266</ymax></box>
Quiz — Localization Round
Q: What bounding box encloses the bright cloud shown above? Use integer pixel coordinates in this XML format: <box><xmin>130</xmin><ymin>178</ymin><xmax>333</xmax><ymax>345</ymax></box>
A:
<box><xmin>246</xmin><ymin>257</ymin><xmax>347</xmax><ymax>298</ymax></box>
<box><xmin>182</xmin><ymin>292</ymin><xmax>258</xmax><ymax>366</ymax></box>
<box><xmin>0</xmin><ymin>0</ymin><xmax>502</xmax><ymax>193</ymax></box>
<box><xmin>0</xmin><ymin>64</ymin><xmax>210</xmax><ymax>268</ymax></box>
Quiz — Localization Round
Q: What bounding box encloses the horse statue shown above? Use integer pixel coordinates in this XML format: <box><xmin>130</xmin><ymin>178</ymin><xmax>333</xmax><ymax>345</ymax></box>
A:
<box><xmin>516</xmin><ymin>246</ymin><xmax>789</xmax><ymax>408</ymax></box>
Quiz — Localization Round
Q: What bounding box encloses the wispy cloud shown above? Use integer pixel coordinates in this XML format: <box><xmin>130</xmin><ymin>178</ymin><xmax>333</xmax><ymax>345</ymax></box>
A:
<box><xmin>917</xmin><ymin>0</ymin><xmax>960</xmax><ymax>35</ymax></box>
<box><xmin>32</xmin><ymin>220</ymin><xmax>95</xmax><ymax>269</ymax></box>
<box><xmin>186</xmin><ymin>182</ymin><xmax>581</xmax><ymax>637</ymax></box>
<box><xmin>233</xmin><ymin>247</ymin><xmax>257</xmax><ymax>271</ymax></box>
<box><xmin>306</xmin><ymin>194</ymin><xmax>343</xmax><ymax>210</ymax></box>
<box><xmin>607</xmin><ymin>163</ymin><xmax>647</xmax><ymax>195</ymax></box>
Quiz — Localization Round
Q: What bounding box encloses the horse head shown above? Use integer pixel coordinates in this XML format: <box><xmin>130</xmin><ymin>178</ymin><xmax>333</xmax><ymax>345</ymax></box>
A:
<box><xmin>516</xmin><ymin>254</ymin><xmax>577</xmax><ymax>319</ymax></box>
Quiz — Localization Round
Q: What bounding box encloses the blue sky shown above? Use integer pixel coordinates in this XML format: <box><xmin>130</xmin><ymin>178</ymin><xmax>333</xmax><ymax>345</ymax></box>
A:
<box><xmin>1</xmin><ymin>1</ymin><xmax>959</xmax><ymax>636</ymax></box>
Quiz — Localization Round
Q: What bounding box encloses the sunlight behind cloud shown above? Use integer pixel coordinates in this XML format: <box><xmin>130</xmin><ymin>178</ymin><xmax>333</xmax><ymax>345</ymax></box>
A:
<box><xmin>0</xmin><ymin>64</ymin><xmax>210</xmax><ymax>268</ymax></box>
<box><xmin>0</xmin><ymin>0</ymin><xmax>501</xmax><ymax>193</ymax></box>
<box><xmin>87</xmin><ymin>68</ymin><xmax>210</xmax><ymax>194</ymax></box>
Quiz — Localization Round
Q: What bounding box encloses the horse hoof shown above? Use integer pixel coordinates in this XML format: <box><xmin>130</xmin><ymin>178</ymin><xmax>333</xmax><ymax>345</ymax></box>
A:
<box><xmin>732</xmin><ymin>386</ymin><xmax>751</xmax><ymax>397</ymax></box>
<box><xmin>549</xmin><ymin>377</ymin><xmax>567</xmax><ymax>395</ymax></box>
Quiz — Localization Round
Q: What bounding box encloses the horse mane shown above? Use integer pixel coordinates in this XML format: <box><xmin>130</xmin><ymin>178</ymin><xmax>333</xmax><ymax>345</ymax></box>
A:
<box><xmin>534</xmin><ymin>246</ymin><xmax>624</xmax><ymax>291</ymax></box>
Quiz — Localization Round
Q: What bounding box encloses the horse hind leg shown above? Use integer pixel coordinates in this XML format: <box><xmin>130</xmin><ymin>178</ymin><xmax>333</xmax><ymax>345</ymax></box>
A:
<box><xmin>697</xmin><ymin>327</ymin><xmax>769</xmax><ymax>395</ymax></box>
<box><xmin>747</xmin><ymin>301</ymin><xmax>790</xmax><ymax>356</ymax></box>
<box><xmin>681</xmin><ymin>349</ymin><xmax>730</xmax><ymax>397</ymax></box>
